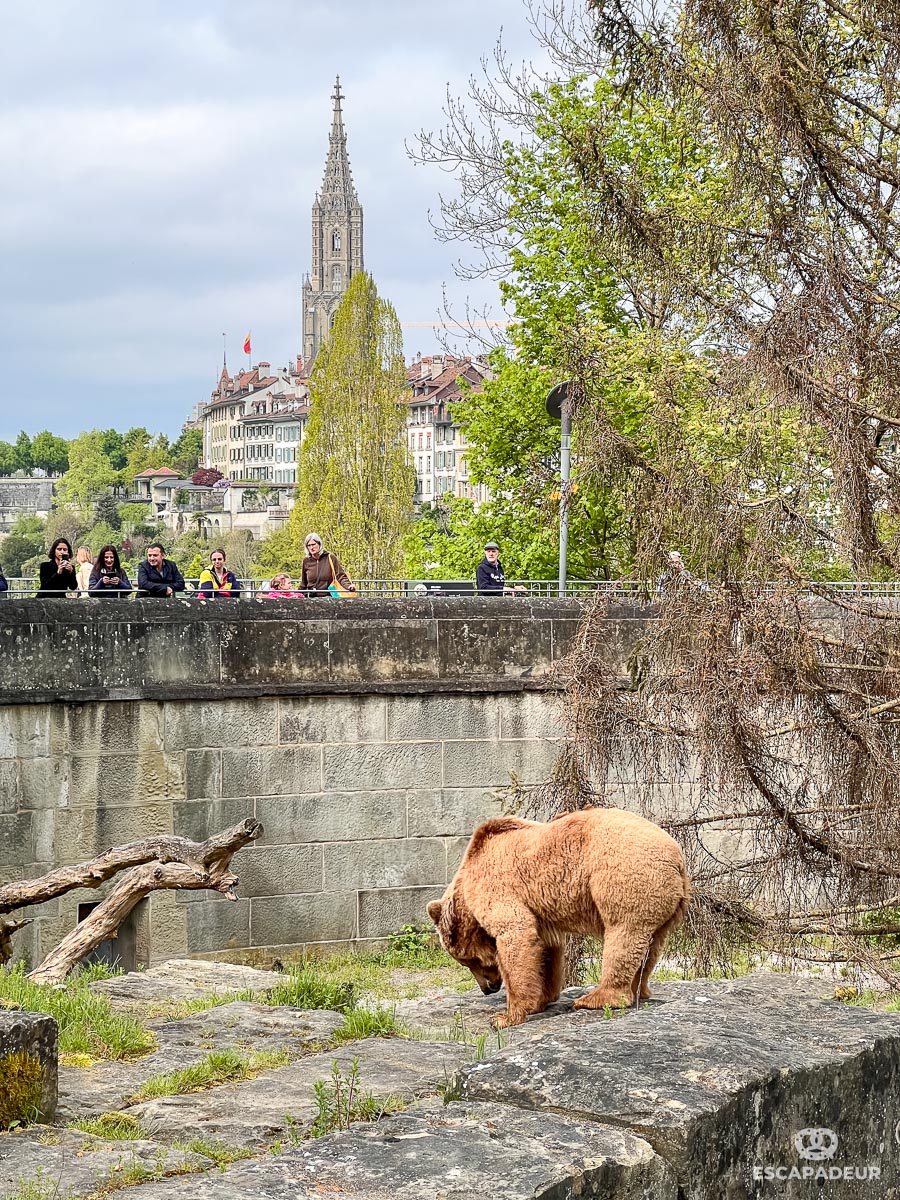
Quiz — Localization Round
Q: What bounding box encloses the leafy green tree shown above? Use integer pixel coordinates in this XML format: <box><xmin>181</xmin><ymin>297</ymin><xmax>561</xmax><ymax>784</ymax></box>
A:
<box><xmin>171</xmin><ymin>428</ymin><xmax>203</xmax><ymax>475</ymax></box>
<box><xmin>118</xmin><ymin>502</ymin><xmax>154</xmax><ymax>533</ymax></box>
<box><xmin>125</xmin><ymin>431</ymin><xmax>172</xmax><ymax>480</ymax></box>
<box><xmin>13</xmin><ymin>432</ymin><xmax>32</xmax><ymax>474</ymax></box>
<box><xmin>0</xmin><ymin>442</ymin><xmax>18</xmax><ymax>476</ymax></box>
<box><xmin>30</xmin><ymin>431</ymin><xmax>69</xmax><ymax>476</ymax></box>
<box><xmin>0</xmin><ymin>515</ymin><xmax>46</xmax><ymax>575</ymax></box>
<box><xmin>85</xmin><ymin>521</ymin><xmax>119</xmax><ymax>555</ymax></box>
<box><xmin>93</xmin><ymin>491</ymin><xmax>121</xmax><ymax>531</ymax></box>
<box><xmin>287</xmin><ymin>272</ymin><xmax>415</xmax><ymax>578</ymax></box>
<box><xmin>98</xmin><ymin>429</ymin><xmax>127</xmax><ymax>471</ymax></box>
<box><xmin>57</xmin><ymin>431</ymin><xmax>121</xmax><ymax>511</ymax></box>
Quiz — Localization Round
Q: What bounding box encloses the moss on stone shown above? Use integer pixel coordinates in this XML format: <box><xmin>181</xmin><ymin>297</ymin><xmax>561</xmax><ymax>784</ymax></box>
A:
<box><xmin>0</xmin><ymin>1050</ymin><xmax>45</xmax><ymax>1127</ymax></box>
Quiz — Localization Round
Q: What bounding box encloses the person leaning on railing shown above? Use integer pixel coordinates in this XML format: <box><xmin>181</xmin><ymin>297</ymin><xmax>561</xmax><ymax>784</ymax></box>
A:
<box><xmin>137</xmin><ymin>542</ymin><xmax>186</xmax><ymax>598</ymax></box>
<box><xmin>264</xmin><ymin>572</ymin><xmax>305</xmax><ymax>599</ymax></box>
<box><xmin>0</xmin><ymin>568</ymin><xmax>6</xmax><ymax>594</ymax></box>
<box><xmin>39</xmin><ymin>538</ymin><xmax>78</xmax><ymax>598</ymax></box>
<box><xmin>301</xmin><ymin>533</ymin><xmax>356</xmax><ymax>597</ymax></box>
<box><xmin>198</xmin><ymin>548</ymin><xmax>241</xmax><ymax>599</ymax></box>
<box><xmin>89</xmin><ymin>544</ymin><xmax>132</xmax><ymax>598</ymax></box>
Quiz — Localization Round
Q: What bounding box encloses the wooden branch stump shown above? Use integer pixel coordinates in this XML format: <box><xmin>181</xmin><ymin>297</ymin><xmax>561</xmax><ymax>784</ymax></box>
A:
<box><xmin>0</xmin><ymin>818</ymin><xmax>263</xmax><ymax>982</ymax></box>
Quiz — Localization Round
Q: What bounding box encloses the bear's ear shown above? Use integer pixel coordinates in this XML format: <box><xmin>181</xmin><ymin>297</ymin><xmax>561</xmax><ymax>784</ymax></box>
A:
<box><xmin>426</xmin><ymin>900</ymin><xmax>442</xmax><ymax>925</ymax></box>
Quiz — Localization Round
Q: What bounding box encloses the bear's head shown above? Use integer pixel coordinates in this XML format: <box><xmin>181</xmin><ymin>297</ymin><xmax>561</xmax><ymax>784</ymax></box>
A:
<box><xmin>427</xmin><ymin>896</ymin><xmax>502</xmax><ymax>995</ymax></box>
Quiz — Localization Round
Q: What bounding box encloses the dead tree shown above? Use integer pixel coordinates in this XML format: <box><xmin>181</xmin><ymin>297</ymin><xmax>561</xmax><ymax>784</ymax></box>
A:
<box><xmin>0</xmin><ymin>819</ymin><xmax>262</xmax><ymax>984</ymax></box>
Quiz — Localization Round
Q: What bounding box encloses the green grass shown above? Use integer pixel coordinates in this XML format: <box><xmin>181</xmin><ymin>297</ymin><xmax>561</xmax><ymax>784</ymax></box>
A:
<box><xmin>309</xmin><ymin>1058</ymin><xmax>406</xmax><ymax>1138</ymax></box>
<box><xmin>148</xmin><ymin>990</ymin><xmax>256</xmax><ymax>1020</ymax></box>
<box><xmin>1</xmin><ymin>1173</ymin><xmax>67</xmax><ymax>1200</ymax></box>
<box><xmin>66</xmin><ymin>1112</ymin><xmax>147</xmax><ymax>1140</ymax></box>
<box><xmin>278</xmin><ymin>944</ymin><xmax>470</xmax><ymax>1003</ymax></box>
<box><xmin>331</xmin><ymin>1004</ymin><xmax>401</xmax><ymax>1044</ymax></box>
<box><xmin>265</xmin><ymin>965</ymin><xmax>355</xmax><ymax>1012</ymax></box>
<box><xmin>173</xmin><ymin>1138</ymin><xmax>254</xmax><ymax>1166</ymax></box>
<box><xmin>126</xmin><ymin>1047</ymin><xmax>290</xmax><ymax>1103</ymax></box>
<box><xmin>0</xmin><ymin>964</ymin><xmax>154</xmax><ymax>1061</ymax></box>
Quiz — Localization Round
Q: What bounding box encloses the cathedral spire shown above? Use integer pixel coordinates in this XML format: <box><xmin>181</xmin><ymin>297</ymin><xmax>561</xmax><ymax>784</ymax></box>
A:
<box><xmin>302</xmin><ymin>77</ymin><xmax>364</xmax><ymax>370</ymax></box>
<box><xmin>317</xmin><ymin>74</ymin><xmax>358</xmax><ymax>209</ymax></box>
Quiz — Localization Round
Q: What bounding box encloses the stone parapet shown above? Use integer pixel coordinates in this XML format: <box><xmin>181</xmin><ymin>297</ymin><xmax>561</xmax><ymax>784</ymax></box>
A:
<box><xmin>0</xmin><ymin>597</ymin><xmax>600</xmax><ymax>704</ymax></box>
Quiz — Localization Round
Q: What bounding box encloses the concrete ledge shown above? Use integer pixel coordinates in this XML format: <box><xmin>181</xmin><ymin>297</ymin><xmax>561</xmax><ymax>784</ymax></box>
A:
<box><xmin>0</xmin><ymin>598</ymin><xmax>604</xmax><ymax>705</ymax></box>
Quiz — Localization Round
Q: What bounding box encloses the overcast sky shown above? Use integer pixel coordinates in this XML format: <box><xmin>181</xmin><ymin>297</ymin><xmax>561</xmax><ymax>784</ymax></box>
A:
<box><xmin>0</xmin><ymin>0</ymin><xmax>544</xmax><ymax>441</ymax></box>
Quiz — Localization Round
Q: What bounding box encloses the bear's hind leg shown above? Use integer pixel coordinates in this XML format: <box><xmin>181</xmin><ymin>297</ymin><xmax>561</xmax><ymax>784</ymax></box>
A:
<box><xmin>631</xmin><ymin>918</ymin><xmax>673</xmax><ymax>1001</ymax></box>
<box><xmin>539</xmin><ymin>943</ymin><xmax>565</xmax><ymax>1008</ymax></box>
<box><xmin>573</xmin><ymin>926</ymin><xmax>651</xmax><ymax>1011</ymax></box>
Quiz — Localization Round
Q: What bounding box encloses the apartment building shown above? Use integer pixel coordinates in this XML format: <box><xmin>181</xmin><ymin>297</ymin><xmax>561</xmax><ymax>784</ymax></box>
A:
<box><xmin>406</xmin><ymin>355</ymin><xmax>491</xmax><ymax>506</ymax></box>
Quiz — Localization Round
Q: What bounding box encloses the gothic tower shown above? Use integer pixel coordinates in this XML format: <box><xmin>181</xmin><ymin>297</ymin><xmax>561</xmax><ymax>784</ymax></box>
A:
<box><xmin>301</xmin><ymin>77</ymin><xmax>364</xmax><ymax>371</ymax></box>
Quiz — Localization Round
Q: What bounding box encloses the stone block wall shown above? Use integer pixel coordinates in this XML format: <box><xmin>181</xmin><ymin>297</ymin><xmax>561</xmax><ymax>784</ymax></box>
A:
<box><xmin>0</xmin><ymin>600</ymin><xmax>590</xmax><ymax>967</ymax></box>
<box><xmin>0</xmin><ymin>691</ymin><xmax>564</xmax><ymax>967</ymax></box>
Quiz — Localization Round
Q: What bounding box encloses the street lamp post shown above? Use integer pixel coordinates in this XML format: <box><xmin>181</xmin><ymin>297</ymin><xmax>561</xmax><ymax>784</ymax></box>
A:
<box><xmin>546</xmin><ymin>381</ymin><xmax>573</xmax><ymax>598</ymax></box>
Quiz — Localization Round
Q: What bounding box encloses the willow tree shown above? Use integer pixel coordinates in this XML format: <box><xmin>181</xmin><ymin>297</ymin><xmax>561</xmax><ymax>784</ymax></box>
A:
<box><xmin>417</xmin><ymin>0</ymin><xmax>900</xmax><ymax>982</ymax></box>
<box><xmin>287</xmin><ymin>272</ymin><xmax>414</xmax><ymax>580</ymax></box>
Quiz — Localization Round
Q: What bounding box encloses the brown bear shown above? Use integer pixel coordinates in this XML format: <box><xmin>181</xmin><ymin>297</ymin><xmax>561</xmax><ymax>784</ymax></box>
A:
<box><xmin>427</xmin><ymin>807</ymin><xmax>691</xmax><ymax>1028</ymax></box>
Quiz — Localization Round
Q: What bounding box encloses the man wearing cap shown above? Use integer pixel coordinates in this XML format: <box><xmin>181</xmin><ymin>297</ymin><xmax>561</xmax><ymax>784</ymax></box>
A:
<box><xmin>476</xmin><ymin>542</ymin><xmax>509</xmax><ymax>596</ymax></box>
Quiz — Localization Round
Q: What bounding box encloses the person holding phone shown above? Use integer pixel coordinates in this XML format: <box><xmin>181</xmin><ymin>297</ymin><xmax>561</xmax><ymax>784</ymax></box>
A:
<box><xmin>89</xmin><ymin>544</ymin><xmax>132</xmax><ymax>598</ymax></box>
<box><xmin>38</xmin><ymin>538</ymin><xmax>78</xmax><ymax>597</ymax></box>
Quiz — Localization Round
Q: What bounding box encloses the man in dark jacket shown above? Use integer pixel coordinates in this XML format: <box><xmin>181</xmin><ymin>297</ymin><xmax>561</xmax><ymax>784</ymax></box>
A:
<box><xmin>0</xmin><ymin>570</ymin><xmax>7</xmax><ymax>595</ymax></box>
<box><xmin>476</xmin><ymin>542</ymin><xmax>511</xmax><ymax>596</ymax></box>
<box><xmin>137</xmin><ymin>543</ymin><xmax>186</xmax><ymax>597</ymax></box>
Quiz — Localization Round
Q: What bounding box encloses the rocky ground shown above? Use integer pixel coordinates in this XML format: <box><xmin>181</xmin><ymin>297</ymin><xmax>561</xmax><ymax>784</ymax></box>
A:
<box><xmin>3</xmin><ymin>960</ymin><xmax>900</xmax><ymax>1200</ymax></box>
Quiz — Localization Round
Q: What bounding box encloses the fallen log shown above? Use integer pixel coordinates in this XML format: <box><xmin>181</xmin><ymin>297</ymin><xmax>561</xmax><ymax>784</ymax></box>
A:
<box><xmin>0</xmin><ymin>818</ymin><xmax>263</xmax><ymax>983</ymax></box>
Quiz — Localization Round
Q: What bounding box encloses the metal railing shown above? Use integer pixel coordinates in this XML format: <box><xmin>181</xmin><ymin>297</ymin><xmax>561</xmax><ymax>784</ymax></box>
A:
<box><xmin>7</xmin><ymin>577</ymin><xmax>900</xmax><ymax>601</ymax></box>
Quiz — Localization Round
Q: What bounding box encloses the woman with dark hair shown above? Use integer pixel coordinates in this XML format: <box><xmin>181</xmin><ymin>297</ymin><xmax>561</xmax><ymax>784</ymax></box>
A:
<box><xmin>89</xmin><ymin>545</ymin><xmax>132</xmax><ymax>598</ymax></box>
<box><xmin>38</xmin><ymin>538</ymin><xmax>77</xmax><ymax>597</ymax></box>
<box><xmin>198</xmin><ymin>548</ymin><xmax>240</xmax><ymax>599</ymax></box>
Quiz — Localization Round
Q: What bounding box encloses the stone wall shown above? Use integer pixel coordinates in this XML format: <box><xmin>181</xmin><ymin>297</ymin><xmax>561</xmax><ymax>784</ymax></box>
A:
<box><xmin>0</xmin><ymin>599</ymin><xmax>607</xmax><ymax>967</ymax></box>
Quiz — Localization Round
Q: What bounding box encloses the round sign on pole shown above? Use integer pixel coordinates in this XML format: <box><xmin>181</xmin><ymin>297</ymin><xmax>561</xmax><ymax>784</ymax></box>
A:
<box><xmin>545</xmin><ymin>381</ymin><xmax>571</xmax><ymax>420</ymax></box>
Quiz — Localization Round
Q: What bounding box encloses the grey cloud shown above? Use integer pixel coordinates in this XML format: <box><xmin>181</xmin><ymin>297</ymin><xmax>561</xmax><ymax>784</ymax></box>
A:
<box><xmin>0</xmin><ymin>0</ymin><xmax>540</xmax><ymax>438</ymax></box>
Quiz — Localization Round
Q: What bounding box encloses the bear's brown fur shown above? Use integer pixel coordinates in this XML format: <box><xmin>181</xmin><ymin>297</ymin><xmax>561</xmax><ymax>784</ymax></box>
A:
<box><xmin>427</xmin><ymin>808</ymin><xmax>691</xmax><ymax>1027</ymax></box>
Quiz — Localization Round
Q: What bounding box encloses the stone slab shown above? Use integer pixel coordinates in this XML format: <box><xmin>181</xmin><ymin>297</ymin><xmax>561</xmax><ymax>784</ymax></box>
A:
<box><xmin>457</xmin><ymin>973</ymin><xmax>900</xmax><ymax>1199</ymax></box>
<box><xmin>127</xmin><ymin>1036</ymin><xmax>471</xmax><ymax>1147</ymax></box>
<box><xmin>0</xmin><ymin>1128</ymin><xmax>211</xmax><ymax>1199</ymax></box>
<box><xmin>0</xmin><ymin>1008</ymin><xmax>58</xmax><ymax>1122</ymax></box>
<box><xmin>57</xmin><ymin>1002</ymin><xmax>343</xmax><ymax>1119</ymax></box>
<box><xmin>88</xmin><ymin>958</ymin><xmax>288</xmax><ymax>1010</ymax></box>
<box><xmin>115</xmin><ymin>1101</ymin><xmax>675</xmax><ymax>1200</ymax></box>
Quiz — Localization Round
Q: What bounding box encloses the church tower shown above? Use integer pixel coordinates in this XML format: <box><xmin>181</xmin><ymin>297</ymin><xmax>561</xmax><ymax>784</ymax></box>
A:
<box><xmin>302</xmin><ymin>77</ymin><xmax>364</xmax><ymax>371</ymax></box>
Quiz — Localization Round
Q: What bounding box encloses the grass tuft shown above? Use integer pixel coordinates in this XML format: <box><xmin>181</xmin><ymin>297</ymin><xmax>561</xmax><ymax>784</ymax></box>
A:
<box><xmin>127</xmin><ymin>1047</ymin><xmax>290</xmax><ymax>1102</ymax></box>
<box><xmin>0</xmin><ymin>964</ymin><xmax>154</xmax><ymax>1061</ymax></box>
<box><xmin>174</xmin><ymin>1138</ymin><xmax>254</xmax><ymax>1166</ymax></box>
<box><xmin>67</xmin><ymin>1112</ymin><xmax>146</xmax><ymax>1140</ymax></box>
<box><xmin>266</xmin><ymin>965</ymin><xmax>355</xmax><ymax>1012</ymax></box>
<box><xmin>331</xmin><ymin>1005</ymin><xmax>401</xmax><ymax>1044</ymax></box>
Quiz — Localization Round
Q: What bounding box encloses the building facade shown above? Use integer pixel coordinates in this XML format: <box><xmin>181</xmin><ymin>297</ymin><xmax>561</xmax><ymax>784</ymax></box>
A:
<box><xmin>301</xmin><ymin>77</ymin><xmax>363</xmax><ymax>371</ymax></box>
<box><xmin>406</xmin><ymin>355</ymin><xmax>491</xmax><ymax>506</ymax></box>
<box><xmin>201</xmin><ymin>359</ymin><xmax>309</xmax><ymax>484</ymax></box>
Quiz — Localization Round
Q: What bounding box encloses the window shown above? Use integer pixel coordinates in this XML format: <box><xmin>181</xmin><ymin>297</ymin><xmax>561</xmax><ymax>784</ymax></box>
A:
<box><xmin>418</xmin><ymin>433</ymin><xmax>423</xmax><ymax>449</ymax></box>
<box><xmin>426</xmin><ymin>433</ymin><xmax>432</xmax><ymax>448</ymax></box>
<box><xmin>332</xmin><ymin>264</ymin><xmax>342</xmax><ymax>288</ymax></box>
<box><xmin>426</xmin><ymin>455</ymin><xmax>431</xmax><ymax>472</ymax></box>
<box><xmin>332</xmin><ymin>230</ymin><xmax>341</xmax><ymax>252</ymax></box>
